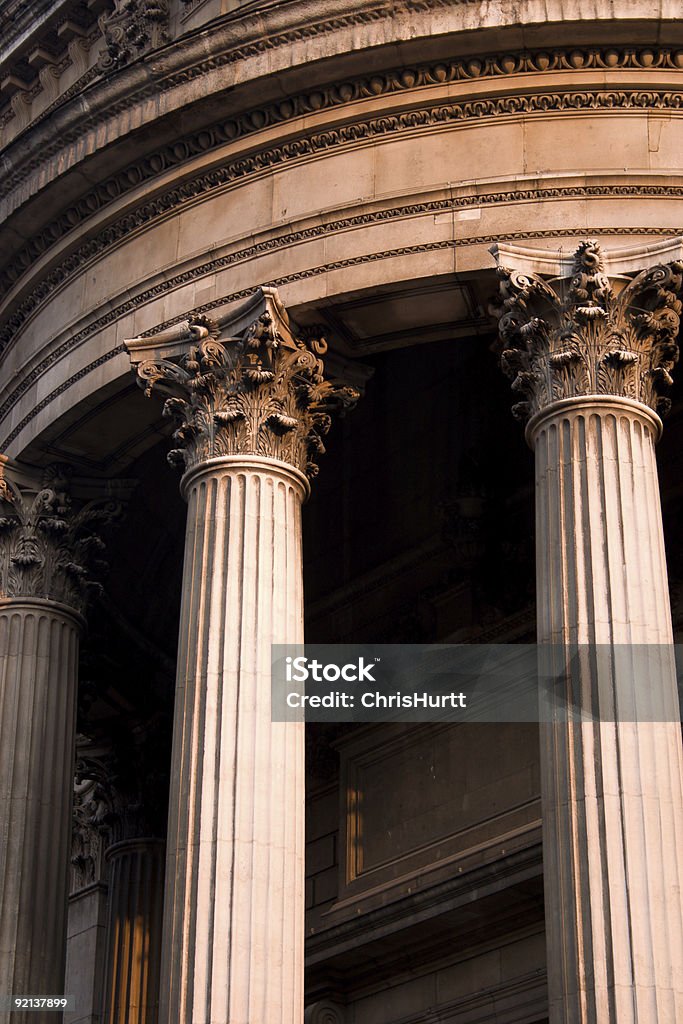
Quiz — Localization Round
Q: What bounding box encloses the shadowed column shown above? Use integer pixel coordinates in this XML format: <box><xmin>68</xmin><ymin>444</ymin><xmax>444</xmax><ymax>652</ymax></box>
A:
<box><xmin>0</xmin><ymin>462</ymin><xmax>119</xmax><ymax>1024</ymax></box>
<box><xmin>102</xmin><ymin>839</ymin><xmax>165</xmax><ymax>1024</ymax></box>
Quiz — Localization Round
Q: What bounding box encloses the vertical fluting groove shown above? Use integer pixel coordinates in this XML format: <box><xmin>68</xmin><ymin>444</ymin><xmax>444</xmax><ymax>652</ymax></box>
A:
<box><xmin>203</xmin><ymin>472</ymin><xmax>228</xmax><ymax>1024</ymax></box>
<box><xmin>534</xmin><ymin>403</ymin><xmax>683</xmax><ymax>1024</ymax></box>
<box><xmin>0</xmin><ymin>602</ymin><xmax>80</xmax><ymax>1024</ymax></box>
<box><xmin>224</xmin><ymin>470</ymin><xmax>246</xmax><ymax>1024</ymax></box>
<box><xmin>162</xmin><ymin>478</ymin><xmax>202</xmax><ymax>1024</ymax></box>
<box><xmin>182</xmin><ymin>475</ymin><xmax>214</xmax><ymax>1024</ymax></box>
<box><xmin>210</xmin><ymin>473</ymin><xmax>235</xmax><ymax>1023</ymax></box>
<box><xmin>618</xmin><ymin>422</ymin><xmax>657</xmax><ymax>1010</ymax></box>
<box><xmin>192</xmin><ymin>473</ymin><xmax>218</xmax><ymax>1021</ymax></box>
<box><xmin>160</xmin><ymin>460</ymin><xmax>305</xmax><ymax>1024</ymax></box>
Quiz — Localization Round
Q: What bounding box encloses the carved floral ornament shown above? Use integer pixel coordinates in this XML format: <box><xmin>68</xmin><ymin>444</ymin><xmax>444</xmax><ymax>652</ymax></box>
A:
<box><xmin>0</xmin><ymin>463</ymin><xmax>121</xmax><ymax>616</ymax></box>
<box><xmin>71</xmin><ymin>723</ymin><xmax>168</xmax><ymax>891</ymax></box>
<box><xmin>490</xmin><ymin>240</ymin><xmax>683</xmax><ymax>423</ymax></box>
<box><xmin>98</xmin><ymin>0</ymin><xmax>169</xmax><ymax>72</ymax></box>
<box><xmin>127</xmin><ymin>295</ymin><xmax>359</xmax><ymax>479</ymax></box>
<box><xmin>71</xmin><ymin>750</ymin><xmax>115</xmax><ymax>891</ymax></box>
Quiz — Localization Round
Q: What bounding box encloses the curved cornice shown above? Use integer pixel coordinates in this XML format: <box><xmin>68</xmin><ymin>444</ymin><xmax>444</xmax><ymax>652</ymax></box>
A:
<box><xmin>1</xmin><ymin>62</ymin><xmax>683</xmax><ymax>329</ymax></box>
<box><xmin>1</xmin><ymin>0</ymin><xmax>682</xmax><ymax>207</ymax></box>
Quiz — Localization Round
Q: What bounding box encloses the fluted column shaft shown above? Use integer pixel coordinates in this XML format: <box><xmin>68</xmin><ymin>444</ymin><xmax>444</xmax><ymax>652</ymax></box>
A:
<box><xmin>490</xmin><ymin>239</ymin><xmax>683</xmax><ymax>1023</ymax></box>
<box><xmin>103</xmin><ymin>840</ymin><xmax>165</xmax><ymax>1024</ymax></box>
<box><xmin>0</xmin><ymin>599</ymin><xmax>82</xmax><ymax>1020</ymax></box>
<box><xmin>160</xmin><ymin>455</ymin><xmax>307</xmax><ymax>1024</ymax></box>
<box><xmin>532</xmin><ymin>397</ymin><xmax>683</xmax><ymax>1023</ymax></box>
<box><xmin>125</xmin><ymin>290</ymin><xmax>357</xmax><ymax>1024</ymax></box>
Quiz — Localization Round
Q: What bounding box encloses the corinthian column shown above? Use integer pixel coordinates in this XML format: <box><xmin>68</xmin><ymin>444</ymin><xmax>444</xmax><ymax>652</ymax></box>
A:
<box><xmin>490</xmin><ymin>239</ymin><xmax>683</xmax><ymax>1024</ymax></box>
<box><xmin>0</xmin><ymin>462</ymin><xmax>119</xmax><ymax>1022</ymax></box>
<box><xmin>126</xmin><ymin>288</ymin><xmax>357</xmax><ymax>1024</ymax></box>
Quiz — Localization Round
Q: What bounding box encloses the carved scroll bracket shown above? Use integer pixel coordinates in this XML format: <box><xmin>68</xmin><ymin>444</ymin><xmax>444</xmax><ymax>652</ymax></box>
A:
<box><xmin>125</xmin><ymin>287</ymin><xmax>359</xmax><ymax>479</ymax></box>
<box><xmin>489</xmin><ymin>237</ymin><xmax>683</xmax><ymax>430</ymax></box>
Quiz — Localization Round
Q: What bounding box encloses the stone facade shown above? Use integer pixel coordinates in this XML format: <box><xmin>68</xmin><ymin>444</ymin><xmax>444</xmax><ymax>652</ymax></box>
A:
<box><xmin>2</xmin><ymin>2</ymin><xmax>683</xmax><ymax>1023</ymax></box>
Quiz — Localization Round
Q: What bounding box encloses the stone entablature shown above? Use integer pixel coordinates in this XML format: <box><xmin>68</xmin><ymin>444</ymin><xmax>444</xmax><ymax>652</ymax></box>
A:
<box><xmin>3</xmin><ymin>45</ymin><xmax>683</xmax><ymax>307</ymax></box>
<box><xmin>3</xmin><ymin>4</ymin><xmax>683</xmax><ymax>463</ymax></box>
<box><xmin>4</xmin><ymin>42</ymin><xmax>683</xmax><ymax>294</ymax></box>
<box><xmin>2</xmin><ymin>2</ymin><xmax>683</xmax><ymax>218</ymax></box>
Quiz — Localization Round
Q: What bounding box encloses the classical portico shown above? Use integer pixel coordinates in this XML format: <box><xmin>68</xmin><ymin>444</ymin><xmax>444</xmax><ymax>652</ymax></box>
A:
<box><xmin>1</xmin><ymin>238</ymin><xmax>681</xmax><ymax>1024</ymax></box>
<box><xmin>3</xmin><ymin>2</ymin><xmax>683</xmax><ymax>1022</ymax></box>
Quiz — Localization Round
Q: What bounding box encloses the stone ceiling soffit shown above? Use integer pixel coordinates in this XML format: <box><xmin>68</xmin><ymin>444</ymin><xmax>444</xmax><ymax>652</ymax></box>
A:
<box><xmin>0</xmin><ymin>452</ymin><xmax>136</xmax><ymax>500</ymax></box>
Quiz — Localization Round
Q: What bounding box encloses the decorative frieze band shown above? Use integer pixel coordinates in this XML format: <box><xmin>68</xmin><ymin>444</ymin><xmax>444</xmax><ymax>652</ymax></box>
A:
<box><xmin>3</xmin><ymin>73</ymin><xmax>683</xmax><ymax>297</ymax></box>
<box><xmin>126</xmin><ymin>289</ymin><xmax>358</xmax><ymax>477</ymax></box>
<box><xmin>5</xmin><ymin>184</ymin><xmax>683</xmax><ymax>359</ymax></box>
<box><xmin>3</xmin><ymin>39</ymin><xmax>683</xmax><ymax>206</ymax></box>
<box><xmin>490</xmin><ymin>239</ymin><xmax>683</xmax><ymax>422</ymax></box>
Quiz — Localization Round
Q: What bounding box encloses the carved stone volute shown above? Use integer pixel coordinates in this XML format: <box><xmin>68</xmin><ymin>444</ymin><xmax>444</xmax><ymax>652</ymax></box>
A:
<box><xmin>490</xmin><ymin>239</ymin><xmax>683</xmax><ymax>424</ymax></box>
<box><xmin>126</xmin><ymin>288</ymin><xmax>359</xmax><ymax>478</ymax></box>
<box><xmin>304</xmin><ymin>1001</ymin><xmax>346</xmax><ymax>1024</ymax></box>
<box><xmin>0</xmin><ymin>461</ymin><xmax>122</xmax><ymax>618</ymax></box>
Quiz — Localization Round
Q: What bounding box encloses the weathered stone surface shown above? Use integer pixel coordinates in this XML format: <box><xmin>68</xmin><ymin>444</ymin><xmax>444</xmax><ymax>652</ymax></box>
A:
<box><xmin>4</xmin><ymin>4</ymin><xmax>683</xmax><ymax>1023</ymax></box>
